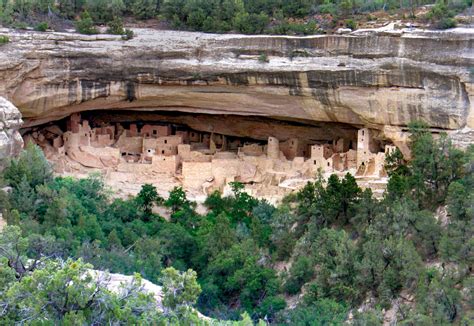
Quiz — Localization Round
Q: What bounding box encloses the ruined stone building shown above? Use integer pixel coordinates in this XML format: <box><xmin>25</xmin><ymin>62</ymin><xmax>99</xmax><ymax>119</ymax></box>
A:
<box><xmin>25</xmin><ymin>113</ymin><xmax>395</xmax><ymax>197</ymax></box>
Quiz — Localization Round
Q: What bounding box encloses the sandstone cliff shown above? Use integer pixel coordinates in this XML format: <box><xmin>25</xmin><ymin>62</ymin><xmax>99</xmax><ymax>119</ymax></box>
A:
<box><xmin>0</xmin><ymin>97</ymin><xmax>23</xmax><ymax>161</ymax></box>
<box><xmin>0</xmin><ymin>27</ymin><xmax>472</xmax><ymax>143</ymax></box>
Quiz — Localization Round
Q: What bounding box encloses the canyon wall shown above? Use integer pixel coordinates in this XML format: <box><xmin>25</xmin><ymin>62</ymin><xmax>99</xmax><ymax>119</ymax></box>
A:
<box><xmin>0</xmin><ymin>27</ymin><xmax>472</xmax><ymax>143</ymax></box>
<box><xmin>0</xmin><ymin>97</ymin><xmax>23</xmax><ymax>161</ymax></box>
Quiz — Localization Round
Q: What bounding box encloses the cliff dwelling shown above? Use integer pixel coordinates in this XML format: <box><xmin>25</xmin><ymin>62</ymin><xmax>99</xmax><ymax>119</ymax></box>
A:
<box><xmin>22</xmin><ymin>110</ymin><xmax>395</xmax><ymax>201</ymax></box>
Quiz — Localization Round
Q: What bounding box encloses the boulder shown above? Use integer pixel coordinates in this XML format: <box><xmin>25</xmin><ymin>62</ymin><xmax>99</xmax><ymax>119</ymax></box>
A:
<box><xmin>0</xmin><ymin>97</ymin><xmax>23</xmax><ymax>162</ymax></box>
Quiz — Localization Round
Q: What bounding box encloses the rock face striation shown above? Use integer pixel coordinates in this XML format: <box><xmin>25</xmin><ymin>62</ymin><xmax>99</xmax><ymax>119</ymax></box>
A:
<box><xmin>0</xmin><ymin>27</ymin><xmax>473</xmax><ymax>144</ymax></box>
<box><xmin>0</xmin><ymin>97</ymin><xmax>23</xmax><ymax>161</ymax></box>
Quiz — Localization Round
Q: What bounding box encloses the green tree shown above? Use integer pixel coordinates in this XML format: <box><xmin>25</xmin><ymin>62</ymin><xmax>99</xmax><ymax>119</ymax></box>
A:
<box><xmin>85</xmin><ymin>0</ymin><xmax>124</xmax><ymax>22</ymax></box>
<box><xmin>1</xmin><ymin>258</ymin><xmax>161</xmax><ymax>323</ymax></box>
<box><xmin>136</xmin><ymin>183</ymin><xmax>163</xmax><ymax>217</ymax></box>
<box><xmin>351</xmin><ymin>188</ymin><xmax>380</xmax><ymax>234</ymax></box>
<box><xmin>3</xmin><ymin>142</ymin><xmax>52</xmax><ymax>190</ymax></box>
<box><xmin>227</xmin><ymin>181</ymin><xmax>258</xmax><ymax>225</ymax></box>
<box><xmin>0</xmin><ymin>226</ymin><xmax>57</xmax><ymax>279</ymax></box>
<box><xmin>107</xmin><ymin>16</ymin><xmax>125</xmax><ymax>34</ymax></box>
<box><xmin>161</xmin><ymin>267</ymin><xmax>202</xmax><ymax>321</ymax></box>
<box><xmin>233</xmin><ymin>11</ymin><xmax>269</xmax><ymax>34</ymax></box>
<box><xmin>284</xmin><ymin>255</ymin><xmax>314</xmax><ymax>295</ymax></box>
<box><xmin>356</xmin><ymin>236</ymin><xmax>422</xmax><ymax>307</ymax></box>
<box><xmin>131</xmin><ymin>0</ymin><xmax>159</xmax><ymax>19</ymax></box>
<box><xmin>9</xmin><ymin>176</ymin><xmax>36</xmax><ymax>216</ymax></box>
<box><xmin>75</xmin><ymin>10</ymin><xmax>98</xmax><ymax>34</ymax></box>
<box><xmin>307</xmin><ymin>228</ymin><xmax>358</xmax><ymax>303</ymax></box>
<box><xmin>408</xmin><ymin>122</ymin><xmax>465</xmax><ymax>207</ymax></box>
<box><xmin>446</xmin><ymin>180</ymin><xmax>473</xmax><ymax>222</ymax></box>
<box><xmin>165</xmin><ymin>186</ymin><xmax>192</xmax><ymax>214</ymax></box>
<box><xmin>412</xmin><ymin>268</ymin><xmax>462</xmax><ymax>324</ymax></box>
<box><xmin>275</xmin><ymin>299</ymin><xmax>348</xmax><ymax>325</ymax></box>
<box><xmin>107</xmin><ymin>228</ymin><xmax>122</xmax><ymax>249</ymax></box>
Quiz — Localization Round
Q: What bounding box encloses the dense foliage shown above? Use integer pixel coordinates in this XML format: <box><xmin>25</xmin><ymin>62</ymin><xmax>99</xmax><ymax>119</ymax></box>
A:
<box><xmin>0</xmin><ymin>0</ymin><xmax>470</xmax><ymax>34</ymax></box>
<box><xmin>0</xmin><ymin>122</ymin><xmax>472</xmax><ymax>324</ymax></box>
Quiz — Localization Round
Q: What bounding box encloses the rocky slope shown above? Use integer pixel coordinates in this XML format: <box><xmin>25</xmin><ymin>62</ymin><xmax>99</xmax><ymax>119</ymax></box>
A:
<box><xmin>0</xmin><ymin>97</ymin><xmax>23</xmax><ymax>161</ymax></box>
<box><xmin>0</xmin><ymin>27</ymin><xmax>473</xmax><ymax>145</ymax></box>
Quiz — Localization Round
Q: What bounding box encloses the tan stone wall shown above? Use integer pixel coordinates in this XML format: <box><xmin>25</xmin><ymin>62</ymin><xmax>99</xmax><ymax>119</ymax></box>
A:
<box><xmin>156</xmin><ymin>136</ymin><xmax>183</xmax><ymax>146</ymax></box>
<box><xmin>182</xmin><ymin>161</ymin><xmax>213</xmax><ymax>189</ymax></box>
<box><xmin>156</xmin><ymin>144</ymin><xmax>177</xmax><ymax>156</ymax></box>
<box><xmin>116</xmin><ymin>134</ymin><xmax>143</xmax><ymax>154</ymax></box>
<box><xmin>178</xmin><ymin>144</ymin><xmax>191</xmax><ymax>160</ymax></box>
<box><xmin>280</xmin><ymin>138</ymin><xmax>306</xmax><ymax>159</ymax></box>
<box><xmin>175</xmin><ymin>130</ymin><xmax>189</xmax><ymax>143</ymax></box>
<box><xmin>335</xmin><ymin>138</ymin><xmax>350</xmax><ymax>152</ymax></box>
<box><xmin>117</xmin><ymin>162</ymin><xmax>154</xmax><ymax>173</ymax></box>
<box><xmin>53</xmin><ymin>136</ymin><xmax>63</xmax><ymax>149</ymax></box>
<box><xmin>151</xmin><ymin>155</ymin><xmax>179</xmax><ymax>174</ymax></box>
<box><xmin>211</xmin><ymin>158</ymin><xmax>240</xmax><ymax>188</ymax></box>
<box><xmin>128</xmin><ymin>124</ymin><xmax>138</xmax><ymax>137</ymax></box>
<box><xmin>346</xmin><ymin>149</ymin><xmax>357</xmax><ymax>169</ymax></box>
<box><xmin>311</xmin><ymin>144</ymin><xmax>333</xmax><ymax>160</ymax></box>
<box><xmin>188</xmin><ymin>131</ymin><xmax>200</xmax><ymax>142</ymax></box>
<box><xmin>241</xmin><ymin>155</ymin><xmax>267</xmax><ymax>170</ymax></box>
<box><xmin>94</xmin><ymin>134</ymin><xmax>114</xmax><ymax>147</ymax></box>
<box><xmin>214</xmin><ymin>151</ymin><xmax>237</xmax><ymax>159</ymax></box>
<box><xmin>141</xmin><ymin>124</ymin><xmax>170</xmax><ymax>137</ymax></box>
<box><xmin>64</xmin><ymin>131</ymin><xmax>80</xmax><ymax>151</ymax></box>
<box><xmin>239</xmin><ymin>143</ymin><xmax>264</xmax><ymax>157</ymax></box>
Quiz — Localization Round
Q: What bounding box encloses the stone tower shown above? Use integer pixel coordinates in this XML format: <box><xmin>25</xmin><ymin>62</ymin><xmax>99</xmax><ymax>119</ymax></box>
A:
<box><xmin>267</xmin><ymin>136</ymin><xmax>280</xmax><ymax>159</ymax></box>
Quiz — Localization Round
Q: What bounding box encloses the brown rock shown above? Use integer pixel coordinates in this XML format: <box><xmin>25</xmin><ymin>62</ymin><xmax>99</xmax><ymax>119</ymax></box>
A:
<box><xmin>0</xmin><ymin>28</ymin><xmax>472</xmax><ymax>145</ymax></box>
<box><xmin>0</xmin><ymin>97</ymin><xmax>23</xmax><ymax>161</ymax></box>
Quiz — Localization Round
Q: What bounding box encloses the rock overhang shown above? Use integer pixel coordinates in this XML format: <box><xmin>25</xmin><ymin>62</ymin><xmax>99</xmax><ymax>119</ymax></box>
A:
<box><xmin>0</xmin><ymin>27</ymin><xmax>472</xmax><ymax>143</ymax></box>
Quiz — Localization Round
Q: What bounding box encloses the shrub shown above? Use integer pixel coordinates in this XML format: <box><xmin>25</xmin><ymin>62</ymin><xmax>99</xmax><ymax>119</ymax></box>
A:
<box><xmin>270</xmin><ymin>21</ymin><xmax>318</xmax><ymax>35</ymax></box>
<box><xmin>0</xmin><ymin>35</ymin><xmax>9</xmax><ymax>45</ymax></box>
<box><xmin>345</xmin><ymin>19</ymin><xmax>357</xmax><ymax>30</ymax></box>
<box><xmin>426</xmin><ymin>3</ymin><xmax>457</xmax><ymax>30</ymax></box>
<box><xmin>35</xmin><ymin>21</ymin><xmax>49</xmax><ymax>32</ymax></box>
<box><xmin>12</xmin><ymin>21</ymin><xmax>28</xmax><ymax>29</ymax></box>
<box><xmin>122</xmin><ymin>29</ymin><xmax>134</xmax><ymax>40</ymax></box>
<box><xmin>284</xmin><ymin>256</ymin><xmax>314</xmax><ymax>295</ymax></box>
<box><xmin>75</xmin><ymin>10</ymin><xmax>98</xmax><ymax>35</ymax></box>
<box><xmin>131</xmin><ymin>0</ymin><xmax>158</xmax><ymax>20</ymax></box>
<box><xmin>233</xmin><ymin>12</ymin><xmax>269</xmax><ymax>34</ymax></box>
<box><xmin>84</xmin><ymin>0</ymin><xmax>124</xmax><ymax>23</ymax></box>
<box><xmin>258</xmin><ymin>52</ymin><xmax>269</xmax><ymax>63</ymax></box>
<box><xmin>107</xmin><ymin>16</ymin><xmax>124</xmax><ymax>35</ymax></box>
<box><xmin>436</xmin><ymin>17</ymin><xmax>457</xmax><ymax>29</ymax></box>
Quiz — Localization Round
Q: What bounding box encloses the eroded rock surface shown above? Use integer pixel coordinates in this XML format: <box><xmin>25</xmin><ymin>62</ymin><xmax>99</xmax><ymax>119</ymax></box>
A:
<box><xmin>0</xmin><ymin>27</ymin><xmax>473</xmax><ymax>144</ymax></box>
<box><xmin>0</xmin><ymin>97</ymin><xmax>23</xmax><ymax>161</ymax></box>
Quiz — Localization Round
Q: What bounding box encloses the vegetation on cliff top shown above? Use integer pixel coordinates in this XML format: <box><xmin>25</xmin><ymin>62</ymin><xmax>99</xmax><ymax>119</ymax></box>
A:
<box><xmin>0</xmin><ymin>122</ymin><xmax>472</xmax><ymax>324</ymax></box>
<box><xmin>0</xmin><ymin>0</ymin><xmax>470</xmax><ymax>35</ymax></box>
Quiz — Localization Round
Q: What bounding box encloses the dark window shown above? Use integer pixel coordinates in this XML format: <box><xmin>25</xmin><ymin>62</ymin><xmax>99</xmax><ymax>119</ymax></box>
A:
<box><xmin>164</xmin><ymin>139</ymin><xmax>168</xmax><ymax>144</ymax></box>
<box><xmin>153</xmin><ymin>130</ymin><xmax>157</xmax><ymax>135</ymax></box>
<box><xmin>162</xmin><ymin>150</ymin><xmax>165</xmax><ymax>154</ymax></box>
<box><xmin>314</xmin><ymin>160</ymin><xmax>316</xmax><ymax>165</ymax></box>
<box><xmin>327</xmin><ymin>162</ymin><xmax>330</xmax><ymax>166</ymax></box>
